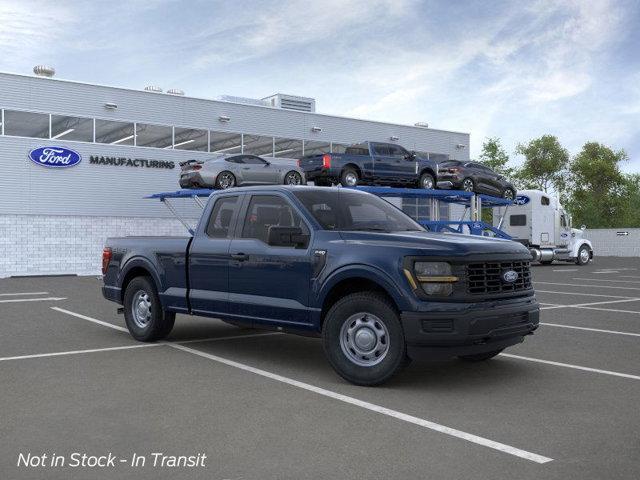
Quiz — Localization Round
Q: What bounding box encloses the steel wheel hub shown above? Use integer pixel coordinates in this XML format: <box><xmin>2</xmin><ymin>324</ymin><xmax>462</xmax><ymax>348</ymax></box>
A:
<box><xmin>132</xmin><ymin>290</ymin><xmax>152</xmax><ymax>328</ymax></box>
<box><xmin>339</xmin><ymin>313</ymin><xmax>390</xmax><ymax>367</ymax></box>
<box><xmin>344</xmin><ymin>173</ymin><xmax>358</xmax><ymax>186</ymax></box>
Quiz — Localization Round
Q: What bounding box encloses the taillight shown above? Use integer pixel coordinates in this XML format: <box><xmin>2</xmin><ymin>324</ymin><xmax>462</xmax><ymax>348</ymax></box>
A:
<box><xmin>192</xmin><ymin>164</ymin><xmax>202</xmax><ymax>170</ymax></box>
<box><xmin>102</xmin><ymin>247</ymin><xmax>112</xmax><ymax>275</ymax></box>
<box><xmin>322</xmin><ymin>154</ymin><xmax>331</xmax><ymax>169</ymax></box>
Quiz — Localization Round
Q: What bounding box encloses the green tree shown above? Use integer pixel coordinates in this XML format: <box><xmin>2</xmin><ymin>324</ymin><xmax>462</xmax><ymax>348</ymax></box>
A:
<box><xmin>478</xmin><ymin>137</ymin><xmax>514</xmax><ymax>177</ymax></box>
<box><xmin>567</xmin><ymin>142</ymin><xmax>628</xmax><ymax>228</ymax></box>
<box><xmin>515</xmin><ymin>135</ymin><xmax>569</xmax><ymax>193</ymax></box>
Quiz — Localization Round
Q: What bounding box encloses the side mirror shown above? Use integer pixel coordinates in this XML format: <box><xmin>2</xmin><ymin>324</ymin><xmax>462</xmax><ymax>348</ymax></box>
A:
<box><xmin>581</xmin><ymin>225</ymin><xmax>586</xmax><ymax>230</ymax></box>
<box><xmin>267</xmin><ymin>226</ymin><xmax>309</xmax><ymax>248</ymax></box>
<box><xmin>264</xmin><ymin>161</ymin><xmax>271</xmax><ymax>166</ymax></box>
<box><xmin>404</xmin><ymin>152</ymin><xmax>416</xmax><ymax>160</ymax></box>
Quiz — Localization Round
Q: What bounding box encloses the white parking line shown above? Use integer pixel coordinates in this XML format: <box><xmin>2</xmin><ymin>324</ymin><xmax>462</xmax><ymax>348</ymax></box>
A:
<box><xmin>0</xmin><ymin>292</ymin><xmax>49</xmax><ymax>296</ymax></box>
<box><xmin>500</xmin><ymin>353</ymin><xmax>640</xmax><ymax>381</ymax></box>
<box><xmin>51</xmin><ymin>307</ymin><xmax>129</xmax><ymax>332</ymax></box>
<box><xmin>0</xmin><ymin>297</ymin><xmax>66</xmax><ymax>303</ymax></box>
<box><xmin>540</xmin><ymin>322</ymin><xmax>640</xmax><ymax>337</ymax></box>
<box><xmin>0</xmin><ymin>344</ymin><xmax>159</xmax><ymax>362</ymax></box>
<box><xmin>536</xmin><ymin>290</ymin><xmax>638</xmax><ymax>299</ymax></box>
<box><xmin>179</xmin><ymin>332</ymin><xmax>282</xmax><ymax>344</ymax></box>
<box><xmin>572</xmin><ymin>278</ymin><xmax>640</xmax><ymax>284</ymax></box>
<box><xmin>572</xmin><ymin>306</ymin><xmax>640</xmax><ymax>315</ymax></box>
<box><xmin>552</xmin><ymin>269</ymin><xmax>578</xmax><ymax>272</ymax></box>
<box><xmin>536</xmin><ymin>281</ymin><xmax>640</xmax><ymax>291</ymax></box>
<box><xmin>169</xmin><ymin>342</ymin><xmax>552</xmax><ymax>464</ymax></box>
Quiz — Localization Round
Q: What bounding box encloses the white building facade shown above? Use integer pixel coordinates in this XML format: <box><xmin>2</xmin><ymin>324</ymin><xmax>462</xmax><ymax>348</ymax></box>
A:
<box><xmin>0</xmin><ymin>71</ymin><xmax>470</xmax><ymax>277</ymax></box>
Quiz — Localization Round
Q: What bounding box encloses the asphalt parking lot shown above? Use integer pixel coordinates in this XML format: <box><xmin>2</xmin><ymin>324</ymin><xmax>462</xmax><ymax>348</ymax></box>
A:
<box><xmin>2</xmin><ymin>257</ymin><xmax>640</xmax><ymax>480</ymax></box>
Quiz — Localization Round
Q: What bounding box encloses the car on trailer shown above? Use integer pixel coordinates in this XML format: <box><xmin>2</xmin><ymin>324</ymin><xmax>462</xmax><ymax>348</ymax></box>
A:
<box><xmin>179</xmin><ymin>154</ymin><xmax>305</xmax><ymax>189</ymax></box>
<box><xmin>436</xmin><ymin>160</ymin><xmax>517</xmax><ymax>199</ymax></box>
<box><xmin>298</xmin><ymin>141</ymin><xmax>439</xmax><ymax>189</ymax></box>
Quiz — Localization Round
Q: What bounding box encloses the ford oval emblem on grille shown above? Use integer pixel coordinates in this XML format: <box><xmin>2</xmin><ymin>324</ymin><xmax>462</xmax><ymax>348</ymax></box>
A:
<box><xmin>502</xmin><ymin>270</ymin><xmax>518</xmax><ymax>283</ymax></box>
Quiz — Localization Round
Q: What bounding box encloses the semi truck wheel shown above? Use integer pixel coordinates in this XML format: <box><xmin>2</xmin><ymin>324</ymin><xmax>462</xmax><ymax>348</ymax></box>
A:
<box><xmin>458</xmin><ymin>349</ymin><xmax>504</xmax><ymax>362</ymax></box>
<box><xmin>123</xmin><ymin>276</ymin><xmax>175</xmax><ymax>342</ymax></box>
<box><xmin>322</xmin><ymin>292</ymin><xmax>407</xmax><ymax>386</ymax></box>
<box><xmin>576</xmin><ymin>245</ymin><xmax>591</xmax><ymax>265</ymax></box>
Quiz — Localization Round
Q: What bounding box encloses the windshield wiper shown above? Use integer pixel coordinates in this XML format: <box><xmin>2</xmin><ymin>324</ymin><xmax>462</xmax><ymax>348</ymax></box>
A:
<box><xmin>347</xmin><ymin>227</ymin><xmax>391</xmax><ymax>233</ymax></box>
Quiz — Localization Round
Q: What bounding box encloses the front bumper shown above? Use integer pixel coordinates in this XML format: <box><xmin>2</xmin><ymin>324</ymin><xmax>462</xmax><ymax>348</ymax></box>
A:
<box><xmin>401</xmin><ymin>295</ymin><xmax>539</xmax><ymax>360</ymax></box>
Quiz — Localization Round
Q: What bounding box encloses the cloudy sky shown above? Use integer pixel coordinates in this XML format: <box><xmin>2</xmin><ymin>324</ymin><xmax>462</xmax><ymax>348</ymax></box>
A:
<box><xmin>1</xmin><ymin>0</ymin><xmax>639</xmax><ymax>168</ymax></box>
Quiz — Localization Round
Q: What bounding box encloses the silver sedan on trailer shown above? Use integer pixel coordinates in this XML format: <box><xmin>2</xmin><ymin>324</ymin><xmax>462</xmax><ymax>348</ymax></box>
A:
<box><xmin>179</xmin><ymin>154</ymin><xmax>306</xmax><ymax>189</ymax></box>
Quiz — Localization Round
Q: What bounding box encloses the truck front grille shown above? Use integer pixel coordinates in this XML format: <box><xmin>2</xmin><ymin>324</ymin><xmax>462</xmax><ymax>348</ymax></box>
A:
<box><xmin>466</xmin><ymin>261</ymin><xmax>531</xmax><ymax>295</ymax></box>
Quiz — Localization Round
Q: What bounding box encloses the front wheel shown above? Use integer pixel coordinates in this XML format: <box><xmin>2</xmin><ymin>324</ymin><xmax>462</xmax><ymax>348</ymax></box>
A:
<box><xmin>576</xmin><ymin>245</ymin><xmax>591</xmax><ymax>265</ymax></box>
<box><xmin>419</xmin><ymin>172</ymin><xmax>435</xmax><ymax>189</ymax></box>
<box><xmin>123</xmin><ymin>276</ymin><xmax>175</xmax><ymax>342</ymax></box>
<box><xmin>458</xmin><ymin>349</ymin><xmax>504</xmax><ymax>362</ymax></box>
<box><xmin>322</xmin><ymin>292</ymin><xmax>407</xmax><ymax>386</ymax></box>
<box><xmin>284</xmin><ymin>170</ymin><xmax>303</xmax><ymax>185</ymax></box>
<box><xmin>462</xmin><ymin>178</ymin><xmax>475</xmax><ymax>192</ymax></box>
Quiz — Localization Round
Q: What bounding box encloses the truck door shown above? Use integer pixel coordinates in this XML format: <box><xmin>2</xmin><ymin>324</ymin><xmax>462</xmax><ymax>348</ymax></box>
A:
<box><xmin>387</xmin><ymin>144</ymin><xmax>417</xmax><ymax>184</ymax></box>
<box><xmin>557</xmin><ymin>210</ymin><xmax>571</xmax><ymax>247</ymax></box>
<box><xmin>370</xmin><ymin>143</ymin><xmax>393</xmax><ymax>182</ymax></box>
<box><xmin>227</xmin><ymin>194</ymin><xmax>313</xmax><ymax>326</ymax></box>
<box><xmin>188</xmin><ymin>194</ymin><xmax>242</xmax><ymax>316</ymax></box>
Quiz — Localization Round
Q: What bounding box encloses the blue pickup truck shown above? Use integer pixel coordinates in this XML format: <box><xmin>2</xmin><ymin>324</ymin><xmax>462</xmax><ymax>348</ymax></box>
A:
<box><xmin>298</xmin><ymin>142</ymin><xmax>439</xmax><ymax>189</ymax></box>
<box><xmin>102</xmin><ymin>186</ymin><xmax>539</xmax><ymax>385</ymax></box>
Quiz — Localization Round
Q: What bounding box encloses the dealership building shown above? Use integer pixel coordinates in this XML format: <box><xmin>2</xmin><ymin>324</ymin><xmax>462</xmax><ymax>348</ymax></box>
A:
<box><xmin>0</xmin><ymin>68</ymin><xmax>470</xmax><ymax>277</ymax></box>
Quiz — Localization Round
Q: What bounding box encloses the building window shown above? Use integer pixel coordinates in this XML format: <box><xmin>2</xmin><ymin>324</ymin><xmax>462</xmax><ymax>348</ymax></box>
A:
<box><xmin>303</xmin><ymin>140</ymin><xmax>330</xmax><ymax>156</ymax></box>
<box><xmin>135</xmin><ymin>123</ymin><xmax>173</xmax><ymax>148</ymax></box>
<box><xmin>210</xmin><ymin>131</ymin><xmax>242</xmax><ymax>154</ymax></box>
<box><xmin>50</xmin><ymin>114</ymin><xmax>94</xmax><ymax>142</ymax></box>
<box><xmin>3</xmin><ymin>110</ymin><xmax>49</xmax><ymax>139</ymax></box>
<box><xmin>243</xmin><ymin>134</ymin><xmax>274</xmax><ymax>156</ymax></box>
<box><xmin>173</xmin><ymin>127</ymin><xmax>208</xmax><ymax>151</ymax></box>
<box><xmin>401</xmin><ymin>198</ymin><xmax>449</xmax><ymax>222</ymax></box>
<box><xmin>273</xmin><ymin>137</ymin><xmax>303</xmax><ymax>159</ymax></box>
<box><xmin>95</xmin><ymin>119</ymin><xmax>135</xmax><ymax>145</ymax></box>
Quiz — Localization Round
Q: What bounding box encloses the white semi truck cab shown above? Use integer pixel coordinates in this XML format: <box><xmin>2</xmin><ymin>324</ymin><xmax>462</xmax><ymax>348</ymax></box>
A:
<box><xmin>494</xmin><ymin>189</ymin><xmax>593</xmax><ymax>265</ymax></box>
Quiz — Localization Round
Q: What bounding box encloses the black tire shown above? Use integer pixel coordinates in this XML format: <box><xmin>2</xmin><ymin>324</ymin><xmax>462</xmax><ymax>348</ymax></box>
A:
<box><xmin>340</xmin><ymin>168</ymin><xmax>359</xmax><ymax>187</ymax></box>
<box><xmin>502</xmin><ymin>188</ymin><xmax>516</xmax><ymax>200</ymax></box>
<box><xmin>419</xmin><ymin>172</ymin><xmax>435</xmax><ymax>189</ymax></box>
<box><xmin>284</xmin><ymin>170</ymin><xmax>303</xmax><ymax>185</ymax></box>
<box><xmin>576</xmin><ymin>245</ymin><xmax>591</xmax><ymax>265</ymax></box>
<box><xmin>123</xmin><ymin>276</ymin><xmax>175</xmax><ymax>342</ymax></box>
<box><xmin>322</xmin><ymin>292</ymin><xmax>407</xmax><ymax>386</ymax></box>
<box><xmin>458</xmin><ymin>349</ymin><xmax>504</xmax><ymax>362</ymax></box>
<box><xmin>461</xmin><ymin>178</ymin><xmax>475</xmax><ymax>192</ymax></box>
<box><xmin>215</xmin><ymin>171</ymin><xmax>236</xmax><ymax>189</ymax></box>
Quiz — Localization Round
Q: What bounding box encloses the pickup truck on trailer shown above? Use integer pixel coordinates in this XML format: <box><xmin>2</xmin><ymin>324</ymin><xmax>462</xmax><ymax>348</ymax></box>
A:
<box><xmin>102</xmin><ymin>186</ymin><xmax>539</xmax><ymax>385</ymax></box>
<box><xmin>298</xmin><ymin>141</ymin><xmax>439</xmax><ymax>189</ymax></box>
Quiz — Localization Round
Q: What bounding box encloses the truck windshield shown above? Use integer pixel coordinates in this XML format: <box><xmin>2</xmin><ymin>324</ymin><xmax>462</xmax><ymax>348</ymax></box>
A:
<box><xmin>293</xmin><ymin>190</ymin><xmax>424</xmax><ymax>233</ymax></box>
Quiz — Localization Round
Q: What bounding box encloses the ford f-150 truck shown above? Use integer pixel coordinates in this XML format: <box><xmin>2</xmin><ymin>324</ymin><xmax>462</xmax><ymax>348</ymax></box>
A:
<box><xmin>102</xmin><ymin>186</ymin><xmax>539</xmax><ymax>385</ymax></box>
<box><xmin>298</xmin><ymin>142</ymin><xmax>439</xmax><ymax>189</ymax></box>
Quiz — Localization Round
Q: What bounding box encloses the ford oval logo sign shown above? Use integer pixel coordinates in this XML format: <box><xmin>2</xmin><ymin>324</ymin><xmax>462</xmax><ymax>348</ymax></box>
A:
<box><xmin>514</xmin><ymin>195</ymin><xmax>530</xmax><ymax>206</ymax></box>
<box><xmin>502</xmin><ymin>270</ymin><xmax>518</xmax><ymax>283</ymax></box>
<box><xmin>28</xmin><ymin>146</ymin><xmax>82</xmax><ymax>168</ymax></box>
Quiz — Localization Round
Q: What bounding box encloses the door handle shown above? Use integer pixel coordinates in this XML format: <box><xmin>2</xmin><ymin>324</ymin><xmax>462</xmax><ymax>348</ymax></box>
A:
<box><xmin>231</xmin><ymin>253</ymin><xmax>249</xmax><ymax>261</ymax></box>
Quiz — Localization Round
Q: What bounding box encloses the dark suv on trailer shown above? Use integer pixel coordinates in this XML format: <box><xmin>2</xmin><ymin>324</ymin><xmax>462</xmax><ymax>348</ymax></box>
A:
<box><xmin>437</xmin><ymin>160</ymin><xmax>516</xmax><ymax>199</ymax></box>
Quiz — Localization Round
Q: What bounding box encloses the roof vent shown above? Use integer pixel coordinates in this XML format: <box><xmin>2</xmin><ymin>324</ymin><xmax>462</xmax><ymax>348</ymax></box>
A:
<box><xmin>414</xmin><ymin>122</ymin><xmax>429</xmax><ymax>128</ymax></box>
<box><xmin>167</xmin><ymin>88</ymin><xmax>185</xmax><ymax>96</ymax></box>
<box><xmin>33</xmin><ymin>65</ymin><xmax>55</xmax><ymax>78</ymax></box>
<box><xmin>262</xmin><ymin>93</ymin><xmax>316</xmax><ymax>113</ymax></box>
<box><xmin>144</xmin><ymin>85</ymin><xmax>163</xmax><ymax>93</ymax></box>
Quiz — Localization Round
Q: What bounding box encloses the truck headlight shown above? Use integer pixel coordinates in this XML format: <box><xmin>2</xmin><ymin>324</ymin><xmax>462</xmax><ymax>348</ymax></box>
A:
<box><xmin>408</xmin><ymin>262</ymin><xmax>458</xmax><ymax>296</ymax></box>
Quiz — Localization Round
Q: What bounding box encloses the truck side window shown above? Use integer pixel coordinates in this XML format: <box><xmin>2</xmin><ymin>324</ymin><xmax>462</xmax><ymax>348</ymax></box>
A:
<box><xmin>242</xmin><ymin>195</ymin><xmax>308</xmax><ymax>244</ymax></box>
<box><xmin>372</xmin><ymin>144</ymin><xmax>390</xmax><ymax>156</ymax></box>
<box><xmin>206</xmin><ymin>196</ymin><xmax>240</xmax><ymax>238</ymax></box>
<box><xmin>387</xmin><ymin>145</ymin><xmax>405</xmax><ymax>157</ymax></box>
<box><xmin>510</xmin><ymin>215</ymin><xmax>526</xmax><ymax>226</ymax></box>
<box><xmin>541</xmin><ymin>196</ymin><xmax>550</xmax><ymax>205</ymax></box>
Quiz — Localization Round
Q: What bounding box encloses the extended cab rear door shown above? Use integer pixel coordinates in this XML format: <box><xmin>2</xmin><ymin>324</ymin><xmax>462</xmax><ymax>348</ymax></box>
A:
<box><xmin>188</xmin><ymin>193</ymin><xmax>243</xmax><ymax>316</ymax></box>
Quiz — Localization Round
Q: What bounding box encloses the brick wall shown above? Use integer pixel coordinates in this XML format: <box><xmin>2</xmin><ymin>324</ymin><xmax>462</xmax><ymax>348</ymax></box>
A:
<box><xmin>0</xmin><ymin>215</ymin><xmax>196</xmax><ymax>277</ymax></box>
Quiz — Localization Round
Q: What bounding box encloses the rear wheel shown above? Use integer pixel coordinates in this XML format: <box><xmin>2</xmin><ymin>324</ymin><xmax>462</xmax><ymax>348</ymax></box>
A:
<box><xmin>576</xmin><ymin>245</ymin><xmax>591</xmax><ymax>265</ymax></box>
<box><xmin>340</xmin><ymin>168</ymin><xmax>359</xmax><ymax>187</ymax></box>
<box><xmin>458</xmin><ymin>349</ymin><xmax>504</xmax><ymax>362</ymax></box>
<box><xmin>215</xmin><ymin>171</ymin><xmax>236</xmax><ymax>189</ymax></box>
<box><xmin>419</xmin><ymin>172</ymin><xmax>435</xmax><ymax>189</ymax></box>
<box><xmin>322</xmin><ymin>292</ymin><xmax>407</xmax><ymax>386</ymax></box>
<box><xmin>502</xmin><ymin>188</ymin><xmax>515</xmax><ymax>200</ymax></box>
<box><xmin>462</xmin><ymin>178</ymin><xmax>475</xmax><ymax>192</ymax></box>
<box><xmin>123</xmin><ymin>276</ymin><xmax>175</xmax><ymax>342</ymax></box>
<box><xmin>284</xmin><ymin>171</ymin><xmax>303</xmax><ymax>185</ymax></box>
